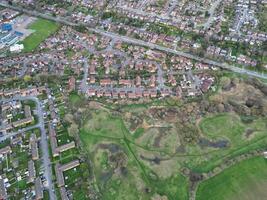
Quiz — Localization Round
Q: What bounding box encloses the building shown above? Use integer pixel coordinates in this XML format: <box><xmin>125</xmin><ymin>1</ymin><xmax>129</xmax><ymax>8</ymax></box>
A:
<box><xmin>28</xmin><ymin>160</ymin><xmax>36</xmax><ymax>183</ymax></box>
<box><xmin>34</xmin><ymin>178</ymin><xmax>44</xmax><ymax>200</ymax></box>
<box><xmin>60</xmin><ymin>160</ymin><xmax>80</xmax><ymax>172</ymax></box>
<box><xmin>24</xmin><ymin>105</ymin><xmax>32</xmax><ymax>118</ymax></box>
<box><xmin>0</xmin><ymin>146</ymin><xmax>11</xmax><ymax>157</ymax></box>
<box><xmin>10</xmin><ymin>44</ymin><xmax>24</xmax><ymax>53</ymax></box>
<box><xmin>55</xmin><ymin>160</ymin><xmax>80</xmax><ymax>187</ymax></box>
<box><xmin>12</xmin><ymin>117</ymin><xmax>33</xmax><ymax>128</ymax></box>
<box><xmin>0</xmin><ymin>178</ymin><xmax>7</xmax><ymax>200</ymax></box>
<box><xmin>57</xmin><ymin>141</ymin><xmax>76</xmax><ymax>154</ymax></box>
<box><xmin>30</xmin><ymin>134</ymin><xmax>39</xmax><ymax>160</ymax></box>
<box><xmin>49</xmin><ymin>124</ymin><xmax>76</xmax><ymax>157</ymax></box>
<box><xmin>1</xmin><ymin>23</ymin><xmax>12</xmax><ymax>32</ymax></box>
<box><xmin>60</xmin><ymin>187</ymin><xmax>69</xmax><ymax>200</ymax></box>
<box><xmin>68</xmin><ymin>77</ymin><xmax>76</xmax><ymax>91</ymax></box>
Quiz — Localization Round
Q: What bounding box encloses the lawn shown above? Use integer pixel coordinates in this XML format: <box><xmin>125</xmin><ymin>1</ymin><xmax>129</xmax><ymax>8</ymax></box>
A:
<box><xmin>20</xmin><ymin>18</ymin><xmax>60</xmax><ymax>52</ymax></box>
<box><xmin>196</xmin><ymin>156</ymin><xmax>267</xmax><ymax>200</ymax></box>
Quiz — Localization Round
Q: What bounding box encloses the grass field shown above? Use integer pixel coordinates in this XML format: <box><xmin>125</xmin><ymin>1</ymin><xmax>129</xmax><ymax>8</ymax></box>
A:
<box><xmin>196</xmin><ymin>157</ymin><xmax>267</xmax><ymax>200</ymax></box>
<box><xmin>82</xmin><ymin>110</ymin><xmax>127</xmax><ymax>139</ymax></box>
<box><xmin>69</xmin><ymin>92</ymin><xmax>82</xmax><ymax>104</ymax></box>
<box><xmin>200</xmin><ymin>113</ymin><xmax>245</xmax><ymax>141</ymax></box>
<box><xmin>149</xmin><ymin>172</ymin><xmax>189</xmax><ymax>200</ymax></box>
<box><xmin>20</xmin><ymin>18</ymin><xmax>60</xmax><ymax>52</ymax></box>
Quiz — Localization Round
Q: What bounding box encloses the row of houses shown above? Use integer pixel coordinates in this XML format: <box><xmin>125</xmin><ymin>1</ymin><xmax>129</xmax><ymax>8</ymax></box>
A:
<box><xmin>0</xmin><ymin>86</ymin><xmax>46</xmax><ymax>98</ymax></box>
<box><xmin>49</xmin><ymin>124</ymin><xmax>76</xmax><ymax>158</ymax></box>
<box><xmin>55</xmin><ymin>160</ymin><xmax>80</xmax><ymax>200</ymax></box>
<box><xmin>87</xmin><ymin>88</ymin><xmax>160</xmax><ymax>99</ymax></box>
<box><xmin>30</xmin><ymin>133</ymin><xmax>39</xmax><ymax>161</ymax></box>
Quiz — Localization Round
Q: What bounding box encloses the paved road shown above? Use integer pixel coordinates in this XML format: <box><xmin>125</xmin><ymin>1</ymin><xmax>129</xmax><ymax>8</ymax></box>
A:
<box><xmin>92</xmin><ymin>29</ymin><xmax>267</xmax><ymax>79</ymax></box>
<box><xmin>1</xmin><ymin>2</ymin><xmax>267</xmax><ymax>80</ymax></box>
<box><xmin>0</xmin><ymin>124</ymin><xmax>40</xmax><ymax>142</ymax></box>
<box><xmin>203</xmin><ymin>0</ymin><xmax>222</xmax><ymax>29</ymax></box>
<box><xmin>0</xmin><ymin>96</ymin><xmax>56</xmax><ymax>200</ymax></box>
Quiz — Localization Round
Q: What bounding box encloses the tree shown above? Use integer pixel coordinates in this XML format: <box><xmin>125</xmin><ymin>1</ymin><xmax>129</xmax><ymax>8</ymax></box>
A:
<box><xmin>75</xmin><ymin>25</ymin><xmax>87</xmax><ymax>33</ymax></box>
<box><xmin>68</xmin><ymin>123</ymin><xmax>79</xmax><ymax>137</ymax></box>
<box><xmin>205</xmin><ymin>11</ymin><xmax>210</xmax><ymax>18</ymax></box>
<box><xmin>24</xmin><ymin>75</ymin><xmax>32</xmax><ymax>82</ymax></box>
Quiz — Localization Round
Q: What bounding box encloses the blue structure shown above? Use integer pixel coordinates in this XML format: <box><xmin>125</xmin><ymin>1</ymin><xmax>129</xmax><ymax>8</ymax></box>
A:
<box><xmin>1</xmin><ymin>23</ymin><xmax>12</xmax><ymax>32</ymax></box>
<box><xmin>15</xmin><ymin>31</ymin><xmax>23</xmax><ymax>37</ymax></box>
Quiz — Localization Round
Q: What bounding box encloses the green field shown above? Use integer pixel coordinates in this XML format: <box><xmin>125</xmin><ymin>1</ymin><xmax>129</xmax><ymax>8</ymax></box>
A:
<box><xmin>196</xmin><ymin>157</ymin><xmax>267</xmax><ymax>200</ymax></box>
<box><xmin>150</xmin><ymin>174</ymin><xmax>189</xmax><ymax>200</ymax></box>
<box><xmin>21</xmin><ymin>18</ymin><xmax>60</xmax><ymax>52</ymax></box>
<box><xmin>200</xmin><ymin>113</ymin><xmax>245</xmax><ymax>141</ymax></box>
<box><xmin>82</xmin><ymin>110</ymin><xmax>127</xmax><ymax>139</ymax></box>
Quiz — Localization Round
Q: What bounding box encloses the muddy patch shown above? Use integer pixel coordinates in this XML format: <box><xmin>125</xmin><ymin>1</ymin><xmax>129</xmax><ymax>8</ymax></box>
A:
<box><xmin>245</xmin><ymin>128</ymin><xmax>255</xmax><ymax>138</ymax></box>
<box><xmin>97</xmin><ymin>143</ymin><xmax>121</xmax><ymax>153</ymax></box>
<box><xmin>198</xmin><ymin>138</ymin><xmax>229</xmax><ymax>148</ymax></box>
<box><xmin>176</xmin><ymin>145</ymin><xmax>186</xmax><ymax>153</ymax></box>
<box><xmin>99</xmin><ymin>171</ymin><xmax>113</xmax><ymax>186</ymax></box>
<box><xmin>149</xmin><ymin>107</ymin><xmax>179</xmax><ymax>123</ymax></box>
<box><xmin>140</xmin><ymin>155</ymin><xmax>162</xmax><ymax>165</ymax></box>
<box><xmin>153</xmin><ymin>131</ymin><xmax>167</xmax><ymax>148</ymax></box>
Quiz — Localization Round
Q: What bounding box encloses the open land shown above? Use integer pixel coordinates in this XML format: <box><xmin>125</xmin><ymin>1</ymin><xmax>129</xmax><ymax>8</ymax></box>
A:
<box><xmin>20</xmin><ymin>19</ymin><xmax>60</xmax><ymax>52</ymax></box>
<box><xmin>196</xmin><ymin>156</ymin><xmax>267</xmax><ymax>200</ymax></box>
<box><xmin>71</xmin><ymin>74</ymin><xmax>267</xmax><ymax>199</ymax></box>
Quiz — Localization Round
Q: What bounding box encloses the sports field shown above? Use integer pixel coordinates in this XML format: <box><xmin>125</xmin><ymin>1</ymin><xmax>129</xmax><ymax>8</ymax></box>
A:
<box><xmin>21</xmin><ymin>18</ymin><xmax>60</xmax><ymax>52</ymax></box>
<box><xmin>196</xmin><ymin>157</ymin><xmax>267</xmax><ymax>200</ymax></box>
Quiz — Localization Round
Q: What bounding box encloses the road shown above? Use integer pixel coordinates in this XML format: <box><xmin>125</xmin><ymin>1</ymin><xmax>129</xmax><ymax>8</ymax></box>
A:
<box><xmin>203</xmin><ymin>0</ymin><xmax>222</xmax><ymax>29</ymax></box>
<box><xmin>0</xmin><ymin>96</ymin><xmax>56</xmax><ymax>200</ymax></box>
<box><xmin>0</xmin><ymin>124</ymin><xmax>40</xmax><ymax>142</ymax></box>
<box><xmin>1</xmin><ymin>2</ymin><xmax>267</xmax><ymax>80</ymax></box>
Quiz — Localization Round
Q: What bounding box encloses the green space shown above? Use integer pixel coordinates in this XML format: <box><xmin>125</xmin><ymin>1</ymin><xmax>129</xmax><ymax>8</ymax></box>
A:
<box><xmin>77</xmin><ymin>100</ymin><xmax>267</xmax><ymax>199</ymax></box>
<box><xmin>81</xmin><ymin>110</ymin><xmax>126</xmax><ymax>139</ymax></box>
<box><xmin>20</xmin><ymin>18</ymin><xmax>60</xmax><ymax>52</ymax></box>
<box><xmin>151</xmin><ymin>174</ymin><xmax>189</xmax><ymax>200</ymax></box>
<box><xmin>79</xmin><ymin>108</ymin><xmax>190</xmax><ymax>200</ymax></box>
<box><xmin>193</xmin><ymin>113</ymin><xmax>267</xmax><ymax>172</ymax></box>
<box><xmin>196</xmin><ymin>157</ymin><xmax>267</xmax><ymax>200</ymax></box>
<box><xmin>79</xmin><ymin>133</ymin><xmax>148</xmax><ymax>200</ymax></box>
